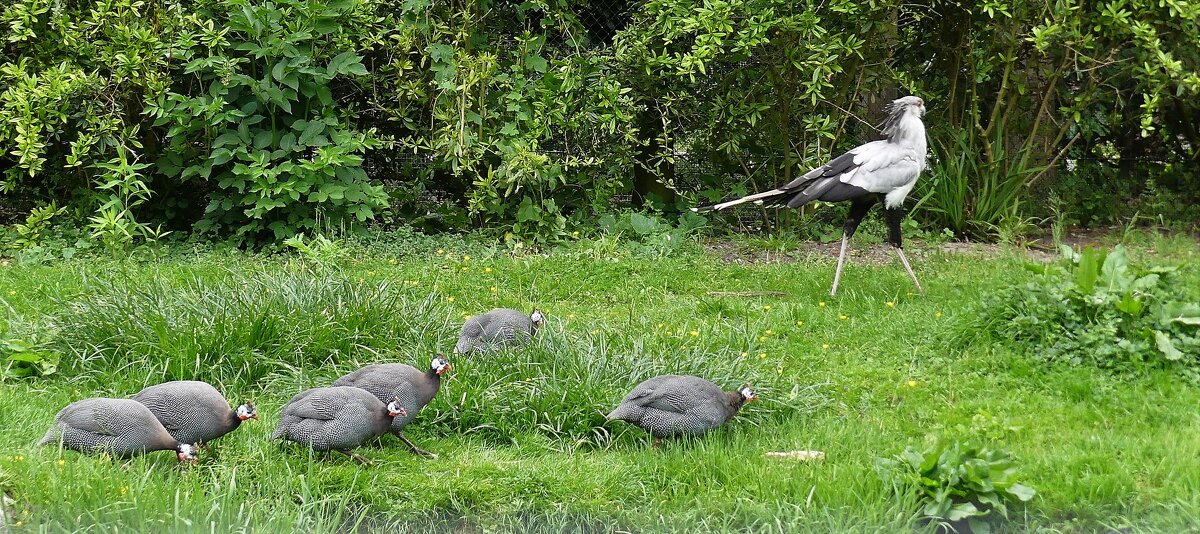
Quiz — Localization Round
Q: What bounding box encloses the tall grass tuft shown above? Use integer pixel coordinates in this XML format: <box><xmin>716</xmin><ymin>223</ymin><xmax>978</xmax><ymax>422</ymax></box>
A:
<box><xmin>47</xmin><ymin>264</ymin><xmax>453</xmax><ymax>388</ymax></box>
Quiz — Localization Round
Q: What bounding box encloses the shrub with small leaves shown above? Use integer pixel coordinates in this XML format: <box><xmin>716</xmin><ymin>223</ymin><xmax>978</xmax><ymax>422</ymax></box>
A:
<box><xmin>877</xmin><ymin>441</ymin><xmax>1036</xmax><ymax>533</ymax></box>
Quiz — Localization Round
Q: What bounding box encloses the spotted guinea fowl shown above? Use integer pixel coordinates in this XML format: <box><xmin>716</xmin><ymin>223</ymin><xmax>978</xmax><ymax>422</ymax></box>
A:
<box><xmin>272</xmin><ymin>386</ymin><xmax>406</xmax><ymax>465</ymax></box>
<box><xmin>39</xmin><ymin>397</ymin><xmax>199</xmax><ymax>462</ymax></box>
<box><xmin>606</xmin><ymin>375</ymin><xmax>756</xmax><ymax>445</ymax></box>
<box><xmin>331</xmin><ymin>356</ymin><xmax>451</xmax><ymax>457</ymax></box>
<box><xmin>132</xmin><ymin>380</ymin><xmax>256</xmax><ymax>445</ymax></box>
<box><xmin>455</xmin><ymin>308</ymin><xmax>545</xmax><ymax>354</ymax></box>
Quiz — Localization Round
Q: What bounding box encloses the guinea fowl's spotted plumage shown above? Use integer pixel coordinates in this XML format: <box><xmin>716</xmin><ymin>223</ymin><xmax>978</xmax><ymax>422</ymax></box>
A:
<box><xmin>39</xmin><ymin>398</ymin><xmax>192</xmax><ymax>460</ymax></box>
<box><xmin>132</xmin><ymin>381</ymin><xmax>250</xmax><ymax>444</ymax></box>
<box><xmin>332</xmin><ymin>359</ymin><xmax>447</xmax><ymax>431</ymax></box>
<box><xmin>607</xmin><ymin>375</ymin><xmax>754</xmax><ymax>439</ymax></box>
<box><xmin>272</xmin><ymin>386</ymin><xmax>397</xmax><ymax>452</ymax></box>
<box><xmin>455</xmin><ymin>308</ymin><xmax>544</xmax><ymax>354</ymax></box>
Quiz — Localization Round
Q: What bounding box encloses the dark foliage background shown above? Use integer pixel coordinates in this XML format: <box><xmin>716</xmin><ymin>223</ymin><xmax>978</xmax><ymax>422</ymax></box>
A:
<box><xmin>1</xmin><ymin>0</ymin><xmax>1196</xmax><ymax>245</ymax></box>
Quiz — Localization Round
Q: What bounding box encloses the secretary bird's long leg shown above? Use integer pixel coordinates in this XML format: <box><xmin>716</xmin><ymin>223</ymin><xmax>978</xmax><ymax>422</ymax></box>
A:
<box><xmin>885</xmin><ymin>206</ymin><xmax>923</xmax><ymax>294</ymax></box>
<box><xmin>830</xmin><ymin>198</ymin><xmax>877</xmax><ymax>297</ymax></box>
<box><xmin>830</xmin><ymin>234</ymin><xmax>850</xmax><ymax>297</ymax></box>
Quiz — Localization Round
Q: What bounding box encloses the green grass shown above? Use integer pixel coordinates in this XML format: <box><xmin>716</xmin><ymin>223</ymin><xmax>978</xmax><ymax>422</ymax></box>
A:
<box><xmin>1</xmin><ymin>230</ymin><xmax>1199</xmax><ymax>532</ymax></box>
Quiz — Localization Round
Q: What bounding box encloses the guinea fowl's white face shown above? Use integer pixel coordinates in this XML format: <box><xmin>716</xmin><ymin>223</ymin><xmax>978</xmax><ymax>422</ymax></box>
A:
<box><xmin>236</xmin><ymin>403</ymin><xmax>258</xmax><ymax>421</ymax></box>
<box><xmin>177</xmin><ymin>443</ymin><xmax>199</xmax><ymax>463</ymax></box>
<box><xmin>739</xmin><ymin>386</ymin><xmax>758</xmax><ymax>403</ymax></box>
<box><xmin>530</xmin><ymin>310</ymin><xmax>545</xmax><ymax>328</ymax></box>
<box><xmin>386</xmin><ymin>398</ymin><xmax>408</xmax><ymax>418</ymax></box>
<box><xmin>430</xmin><ymin>356</ymin><xmax>452</xmax><ymax>376</ymax></box>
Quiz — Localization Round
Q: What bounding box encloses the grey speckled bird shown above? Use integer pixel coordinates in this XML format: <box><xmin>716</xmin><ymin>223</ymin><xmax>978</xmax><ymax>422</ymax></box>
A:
<box><xmin>40</xmin><ymin>398</ymin><xmax>200</xmax><ymax>462</ymax></box>
<box><xmin>271</xmin><ymin>386</ymin><xmax>406</xmax><ymax>465</ymax></box>
<box><xmin>606</xmin><ymin>375</ymin><xmax>757</xmax><ymax>445</ymax></box>
<box><xmin>455</xmin><ymin>308</ymin><xmax>545</xmax><ymax>354</ymax></box>
<box><xmin>331</xmin><ymin>356</ymin><xmax>451</xmax><ymax>458</ymax></box>
<box><xmin>132</xmin><ymin>380</ymin><xmax>257</xmax><ymax>445</ymax></box>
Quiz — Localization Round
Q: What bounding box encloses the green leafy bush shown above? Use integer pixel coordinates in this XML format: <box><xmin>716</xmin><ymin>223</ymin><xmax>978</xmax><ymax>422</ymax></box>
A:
<box><xmin>877</xmin><ymin>441</ymin><xmax>1036</xmax><ymax>533</ymax></box>
<box><xmin>146</xmin><ymin>0</ymin><xmax>386</xmax><ymax>242</ymax></box>
<box><xmin>965</xmin><ymin>245</ymin><xmax>1200</xmax><ymax>376</ymax></box>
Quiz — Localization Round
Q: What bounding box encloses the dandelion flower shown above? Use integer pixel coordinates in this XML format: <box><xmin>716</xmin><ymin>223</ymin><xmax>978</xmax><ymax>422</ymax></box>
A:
<box><xmin>572</xmin><ymin>231</ymin><xmax>580</xmax><ymax>237</ymax></box>
<box><xmin>907</xmin><ymin>380</ymin><xmax>918</xmax><ymax>387</ymax></box>
<box><xmin>447</xmin><ymin>296</ymin><xmax>456</xmax><ymax>302</ymax></box>
<box><xmin>758</xmin><ymin>353</ymin><xmax>767</xmax><ymax>359</ymax></box>
<box><xmin>463</xmin><ymin>255</ymin><xmax>470</xmax><ymax>261</ymax></box>
<box><xmin>839</xmin><ymin>314</ymin><xmax>848</xmax><ymax>320</ymax></box>
<box><xmin>689</xmin><ymin>330</ymin><xmax>699</xmax><ymax>337</ymax></box>
<box><xmin>765</xmin><ymin>329</ymin><xmax>773</xmax><ymax>335</ymax></box>
<box><xmin>906</xmin><ymin>292</ymin><xmax>914</xmax><ymax>297</ymax></box>
<box><xmin>796</xmin><ymin>320</ymin><xmax>804</xmax><ymax>327</ymax></box>
<box><xmin>568</xmin><ymin>314</ymin><xmax>575</xmax><ymax>320</ymax></box>
<box><xmin>489</xmin><ymin>286</ymin><xmax>497</xmax><ymax>292</ymax></box>
<box><xmin>437</xmin><ymin>249</ymin><xmax>444</xmax><ymax>255</ymax></box>
<box><xmin>656</xmin><ymin>323</ymin><xmax>664</xmax><ymax>329</ymax></box>
<box><xmin>821</xmin><ymin>343</ymin><xmax>830</xmax><ymax>350</ymax></box>
<box><xmin>764</xmin><ymin>305</ymin><xmax>772</xmax><ymax>310</ymax></box>
<box><xmin>388</xmin><ymin>258</ymin><xmax>397</xmax><ymax>265</ymax></box>
<box><xmin>741</xmin><ymin>351</ymin><xmax>749</xmax><ymax>358</ymax></box>
<box><xmin>935</xmin><ymin>311</ymin><xmax>943</xmax><ymax>318</ymax></box>
<box><xmin>7</xmin><ymin>290</ymin><xmax>14</xmax><ymax>296</ymax></box>
<box><xmin>758</xmin><ymin>336</ymin><xmax>766</xmax><ymax>342</ymax></box>
<box><xmin>886</xmin><ymin>301</ymin><xmax>895</xmax><ymax>308</ymax></box>
<box><xmin>120</xmin><ymin>486</ymin><xmax>128</xmax><ymax>496</ymax></box>
<box><xmin>367</xmin><ymin>271</ymin><xmax>375</xmax><ymax>277</ymax></box>
<box><xmin>461</xmin><ymin>267</ymin><xmax>468</xmax><ymax>272</ymax></box>
<box><xmin>57</xmin><ymin>459</ymin><xmax>65</xmax><ymax>466</ymax></box>
<box><xmin>485</xmin><ymin>267</ymin><xmax>492</xmax><ymax>273</ymax></box>
<box><xmin>818</xmin><ymin>301</ymin><xmax>826</xmax><ymax>308</ymax></box>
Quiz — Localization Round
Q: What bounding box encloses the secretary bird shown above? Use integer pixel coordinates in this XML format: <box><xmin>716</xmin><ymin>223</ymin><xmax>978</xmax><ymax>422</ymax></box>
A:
<box><xmin>693</xmin><ymin>96</ymin><xmax>928</xmax><ymax>296</ymax></box>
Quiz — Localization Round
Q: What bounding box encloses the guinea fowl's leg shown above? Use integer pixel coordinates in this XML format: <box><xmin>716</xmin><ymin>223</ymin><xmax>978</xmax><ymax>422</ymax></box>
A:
<box><xmin>335</xmin><ymin>449</ymin><xmax>373</xmax><ymax>466</ymax></box>
<box><xmin>886</xmin><ymin>206</ymin><xmax>923</xmax><ymax>294</ymax></box>
<box><xmin>396</xmin><ymin>432</ymin><xmax>438</xmax><ymax>458</ymax></box>
<box><xmin>831</xmin><ymin>198</ymin><xmax>877</xmax><ymax>296</ymax></box>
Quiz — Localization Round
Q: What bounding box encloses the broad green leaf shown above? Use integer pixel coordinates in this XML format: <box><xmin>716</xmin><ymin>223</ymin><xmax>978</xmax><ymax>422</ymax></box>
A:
<box><xmin>946</xmin><ymin>502</ymin><xmax>982</xmax><ymax>521</ymax></box>
<box><xmin>1115</xmin><ymin>293</ymin><xmax>1143</xmax><ymax>316</ymax></box>
<box><xmin>1154</xmin><ymin>330</ymin><xmax>1183</xmax><ymax>361</ymax></box>
<box><xmin>1074</xmin><ymin>246</ymin><xmax>1100</xmax><ymax>293</ymax></box>
<box><xmin>1007</xmin><ymin>483</ymin><xmax>1036</xmax><ymax>502</ymax></box>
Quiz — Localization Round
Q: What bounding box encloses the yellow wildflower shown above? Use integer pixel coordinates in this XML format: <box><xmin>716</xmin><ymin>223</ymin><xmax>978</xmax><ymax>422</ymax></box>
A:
<box><xmin>568</xmin><ymin>314</ymin><xmax>575</xmax><ymax>320</ymax></box>
<box><xmin>437</xmin><ymin>249</ymin><xmax>444</xmax><ymax>255</ymax></box>
<box><xmin>388</xmin><ymin>258</ymin><xmax>397</xmax><ymax>265</ymax></box>
<box><xmin>906</xmin><ymin>292</ymin><xmax>914</xmax><ymax>297</ymax></box>
<box><xmin>758</xmin><ymin>353</ymin><xmax>767</xmax><ymax>359</ymax></box>
<box><xmin>689</xmin><ymin>330</ymin><xmax>699</xmax><ymax>337</ymax></box>
<box><xmin>461</xmin><ymin>267</ymin><xmax>468</xmax><ymax>272</ymax></box>
<box><xmin>764</xmin><ymin>305</ymin><xmax>772</xmax><ymax>310</ymax></box>
<box><xmin>57</xmin><ymin>459</ymin><xmax>65</xmax><ymax>466</ymax></box>
<box><xmin>839</xmin><ymin>314</ymin><xmax>848</xmax><ymax>321</ymax></box>
<box><xmin>765</xmin><ymin>329</ymin><xmax>773</xmax><ymax>335</ymax></box>
<box><xmin>120</xmin><ymin>486</ymin><xmax>128</xmax><ymax>496</ymax></box>
<box><xmin>447</xmin><ymin>296</ymin><xmax>456</xmax><ymax>302</ymax></box>
<box><xmin>463</xmin><ymin>255</ymin><xmax>470</xmax><ymax>261</ymax></box>
<box><xmin>8</xmin><ymin>290</ymin><xmax>15</xmax><ymax>296</ymax></box>
<box><xmin>796</xmin><ymin>321</ymin><xmax>804</xmax><ymax>327</ymax></box>
<box><xmin>818</xmin><ymin>301</ymin><xmax>826</xmax><ymax>308</ymax></box>
<box><xmin>514</xmin><ymin>242</ymin><xmax>525</xmax><ymax>249</ymax></box>
<box><xmin>821</xmin><ymin>343</ymin><xmax>830</xmax><ymax>350</ymax></box>
<box><xmin>489</xmin><ymin>286</ymin><xmax>497</xmax><ymax>293</ymax></box>
<box><xmin>758</xmin><ymin>336</ymin><xmax>766</xmax><ymax>342</ymax></box>
<box><xmin>572</xmin><ymin>231</ymin><xmax>580</xmax><ymax>237</ymax></box>
<box><xmin>886</xmin><ymin>301</ymin><xmax>895</xmax><ymax>308</ymax></box>
<box><xmin>740</xmin><ymin>351</ymin><xmax>748</xmax><ymax>358</ymax></box>
<box><xmin>656</xmin><ymin>323</ymin><xmax>664</xmax><ymax>329</ymax></box>
<box><xmin>936</xmin><ymin>311</ymin><xmax>943</xmax><ymax>319</ymax></box>
<box><xmin>367</xmin><ymin>271</ymin><xmax>375</xmax><ymax>277</ymax></box>
<box><xmin>485</xmin><ymin>267</ymin><xmax>493</xmax><ymax>273</ymax></box>
<box><xmin>907</xmin><ymin>380</ymin><xmax>918</xmax><ymax>387</ymax></box>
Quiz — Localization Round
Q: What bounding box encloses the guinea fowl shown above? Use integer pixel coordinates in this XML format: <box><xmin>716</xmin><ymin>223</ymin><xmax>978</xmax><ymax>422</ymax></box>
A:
<box><xmin>132</xmin><ymin>380</ymin><xmax>257</xmax><ymax>445</ymax></box>
<box><xmin>40</xmin><ymin>398</ymin><xmax>200</xmax><ymax>462</ymax></box>
<box><xmin>272</xmin><ymin>386</ymin><xmax>407</xmax><ymax>465</ymax></box>
<box><xmin>606</xmin><ymin>375</ymin><xmax>756</xmax><ymax>445</ymax></box>
<box><xmin>455</xmin><ymin>308</ymin><xmax>545</xmax><ymax>354</ymax></box>
<box><xmin>331</xmin><ymin>356</ymin><xmax>451</xmax><ymax>457</ymax></box>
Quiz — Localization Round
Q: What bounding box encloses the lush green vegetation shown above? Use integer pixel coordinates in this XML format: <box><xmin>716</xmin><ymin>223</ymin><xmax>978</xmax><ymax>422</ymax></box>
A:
<box><xmin>2</xmin><ymin>230</ymin><xmax>1199</xmax><ymax>532</ymax></box>
<box><xmin>2</xmin><ymin>0</ymin><xmax>1197</xmax><ymax>245</ymax></box>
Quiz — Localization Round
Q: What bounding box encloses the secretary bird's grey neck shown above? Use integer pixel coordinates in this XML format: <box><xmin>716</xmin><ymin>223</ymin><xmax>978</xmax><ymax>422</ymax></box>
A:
<box><xmin>880</xmin><ymin>103</ymin><xmax>926</xmax><ymax>150</ymax></box>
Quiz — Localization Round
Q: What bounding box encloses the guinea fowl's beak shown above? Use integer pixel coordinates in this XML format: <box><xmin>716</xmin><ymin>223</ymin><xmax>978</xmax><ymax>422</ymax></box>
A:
<box><xmin>438</xmin><ymin>364</ymin><xmax>453</xmax><ymax>376</ymax></box>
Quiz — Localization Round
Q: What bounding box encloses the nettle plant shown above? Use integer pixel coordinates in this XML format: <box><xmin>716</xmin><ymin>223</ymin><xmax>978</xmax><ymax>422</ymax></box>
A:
<box><xmin>877</xmin><ymin>441</ymin><xmax>1036</xmax><ymax>533</ymax></box>
<box><xmin>147</xmin><ymin>0</ymin><xmax>386</xmax><ymax>242</ymax></box>
<box><xmin>968</xmin><ymin>245</ymin><xmax>1200</xmax><ymax>377</ymax></box>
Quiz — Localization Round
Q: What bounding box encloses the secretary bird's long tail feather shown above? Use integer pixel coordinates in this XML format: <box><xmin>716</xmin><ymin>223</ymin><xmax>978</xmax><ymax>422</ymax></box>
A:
<box><xmin>690</xmin><ymin>188</ymin><xmax>792</xmax><ymax>213</ymax></box>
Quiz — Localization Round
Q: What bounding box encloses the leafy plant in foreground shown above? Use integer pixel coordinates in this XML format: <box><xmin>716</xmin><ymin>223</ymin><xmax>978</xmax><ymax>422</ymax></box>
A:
<box><xmin>877</xmin><ymin>441</ymin><xmax>1036</xmax><ymax>533</ymax></box>
<box><xmin>964</xmin><ymin>245</ymin><xmax>1200</xmax><ymax>377</ymax></box>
